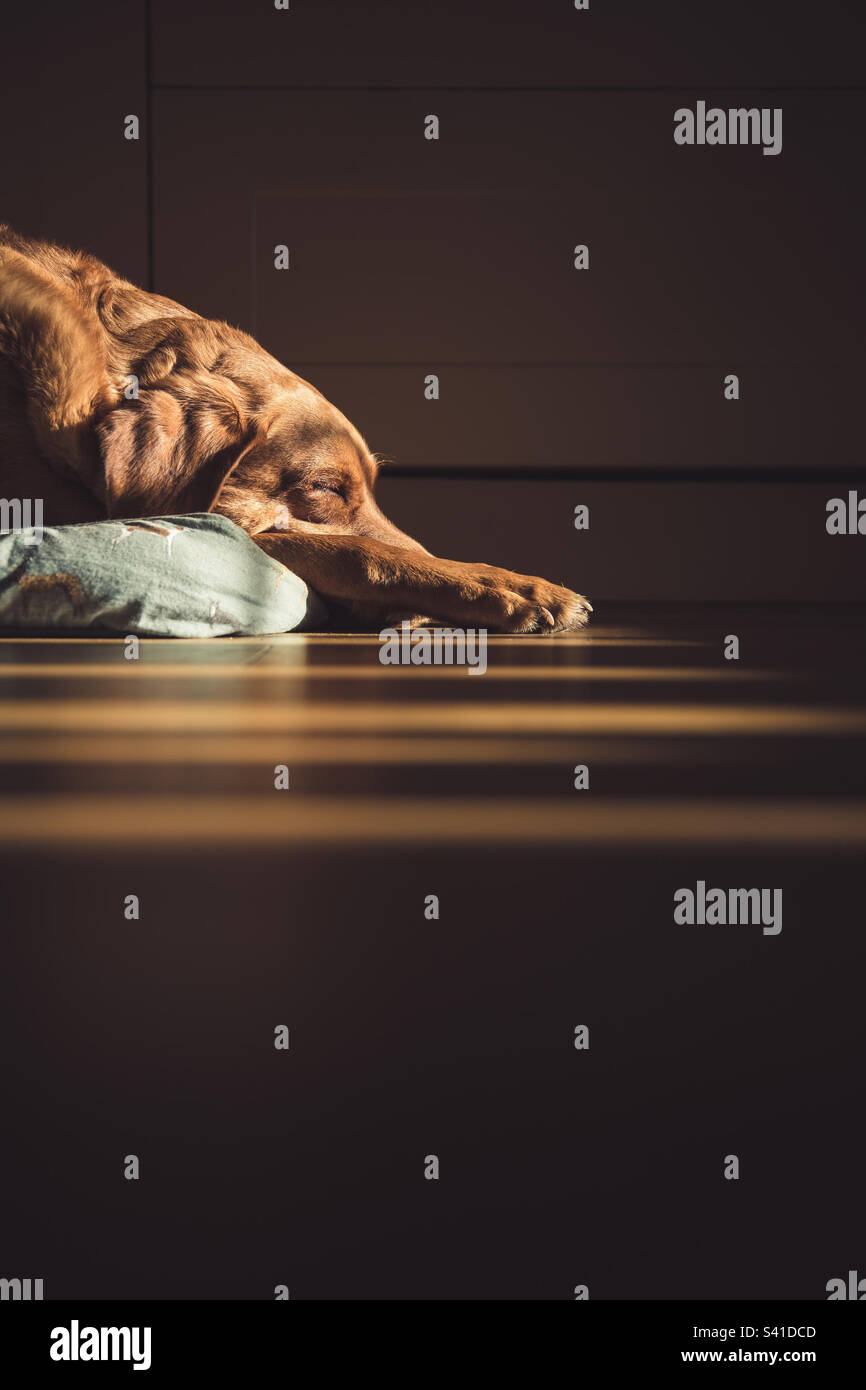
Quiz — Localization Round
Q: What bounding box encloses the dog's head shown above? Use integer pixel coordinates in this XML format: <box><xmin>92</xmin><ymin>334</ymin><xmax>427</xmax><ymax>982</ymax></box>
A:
<box><xmin>96</xmin><ymin>318</ymin><xmax>423</xmax><ymax>551</ymax></box>
<box><xmin>218</xmin><ymin>381</ymin><xmax>423</xmax><ymax>552</ymax></box>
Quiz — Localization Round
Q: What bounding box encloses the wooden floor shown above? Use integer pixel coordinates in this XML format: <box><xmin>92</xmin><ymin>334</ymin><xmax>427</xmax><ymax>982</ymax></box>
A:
<box><xmin>0</xmin><ymin>602</ymin><xmax>865</xmax><ymax>843</ymax></box>
<box><xmin>1</xmin><ymin>603</ymin><xmax>864</xmax><ymax>1300</ymax></box>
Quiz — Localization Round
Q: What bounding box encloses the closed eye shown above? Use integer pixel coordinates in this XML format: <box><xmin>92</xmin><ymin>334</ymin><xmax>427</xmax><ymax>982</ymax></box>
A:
<box><xmin>311</xmin><ymin>479</ymin><xmax>345</xmax><ymax>498</ymax></box>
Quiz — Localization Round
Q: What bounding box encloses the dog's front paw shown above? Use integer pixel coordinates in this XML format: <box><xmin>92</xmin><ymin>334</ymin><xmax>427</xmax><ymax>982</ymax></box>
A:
<box><xmin>517</xmin><ymin>579</ymin><xmax>592</xmax><ymax>633</ymax></box>
<box><xmin>456</xmin><ymin>564</ymin><xmax>591</xmax><ymax>633</ymax></box>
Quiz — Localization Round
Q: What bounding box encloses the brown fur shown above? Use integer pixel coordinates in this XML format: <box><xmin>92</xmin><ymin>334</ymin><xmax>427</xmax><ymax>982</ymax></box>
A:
<box><xmin>0</xmin><ymin>227</ymin><xmax>590</xmax><ymax>631</ymax></box>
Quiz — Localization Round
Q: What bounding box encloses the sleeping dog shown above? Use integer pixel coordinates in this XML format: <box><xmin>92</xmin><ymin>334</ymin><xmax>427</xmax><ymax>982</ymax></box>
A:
<box><xmin>0</xmin><ymin>226</ymin><xmax>590</xmax><ymax>632</ymax></box>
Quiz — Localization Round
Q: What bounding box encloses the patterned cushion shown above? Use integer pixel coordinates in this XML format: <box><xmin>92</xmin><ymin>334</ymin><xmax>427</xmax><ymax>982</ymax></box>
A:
<box><xmin>0</xmin><ymin>512</ymin><xmax>327</xmax><ymax>636</ymax></box>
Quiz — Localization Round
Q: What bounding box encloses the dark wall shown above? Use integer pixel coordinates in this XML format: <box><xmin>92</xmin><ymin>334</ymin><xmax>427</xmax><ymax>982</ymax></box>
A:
<box><xmin>0</xmin><ymin>2</ymin><xmax>148</xmax><ymax>282</ymax></box>
<box><xmin>2</xmin><ymin>2</ymin><xmax>864</xmax><ymax>600</ymax></box>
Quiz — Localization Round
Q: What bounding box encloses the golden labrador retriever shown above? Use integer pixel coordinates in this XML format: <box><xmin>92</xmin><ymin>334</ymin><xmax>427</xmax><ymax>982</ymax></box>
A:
<box><xmin>0</xmin><ymin>226</ymin><xmax>590</xmax><ymax>631</ymax></box>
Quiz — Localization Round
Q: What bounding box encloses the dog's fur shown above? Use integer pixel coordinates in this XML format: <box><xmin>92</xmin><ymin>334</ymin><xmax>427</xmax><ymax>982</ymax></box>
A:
<box><xmin>0</xmin><ymin>227</ymin><xmax>589</xmax><ymax>631</ymax></box>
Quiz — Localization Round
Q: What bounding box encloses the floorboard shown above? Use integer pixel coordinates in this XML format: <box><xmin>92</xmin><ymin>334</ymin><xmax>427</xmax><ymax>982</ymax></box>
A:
<box><xmin>1</xmin><ymin>603</ymin><xmax>863</xmax><ymax>1299</ymax></box>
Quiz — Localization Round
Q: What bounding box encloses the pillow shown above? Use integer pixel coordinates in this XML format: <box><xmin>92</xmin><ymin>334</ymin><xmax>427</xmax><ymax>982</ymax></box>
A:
<box><xmin>0</xmin><ymin>512</ymin><xmax>328</xmax><ymax>636</ymax></box>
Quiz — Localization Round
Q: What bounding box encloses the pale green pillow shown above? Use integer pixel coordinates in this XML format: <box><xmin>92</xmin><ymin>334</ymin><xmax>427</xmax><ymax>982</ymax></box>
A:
<box><xmin>0</xmin><ymin>512</ymin><xmax>327</xmax><ymax>636</ymax></box>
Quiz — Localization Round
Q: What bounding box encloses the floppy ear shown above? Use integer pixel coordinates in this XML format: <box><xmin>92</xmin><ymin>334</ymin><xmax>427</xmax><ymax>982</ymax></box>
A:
<box><xmin>95</xmin><ymin>375</ymin><xmax>261</xmax><ymax>518</ymax></box>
